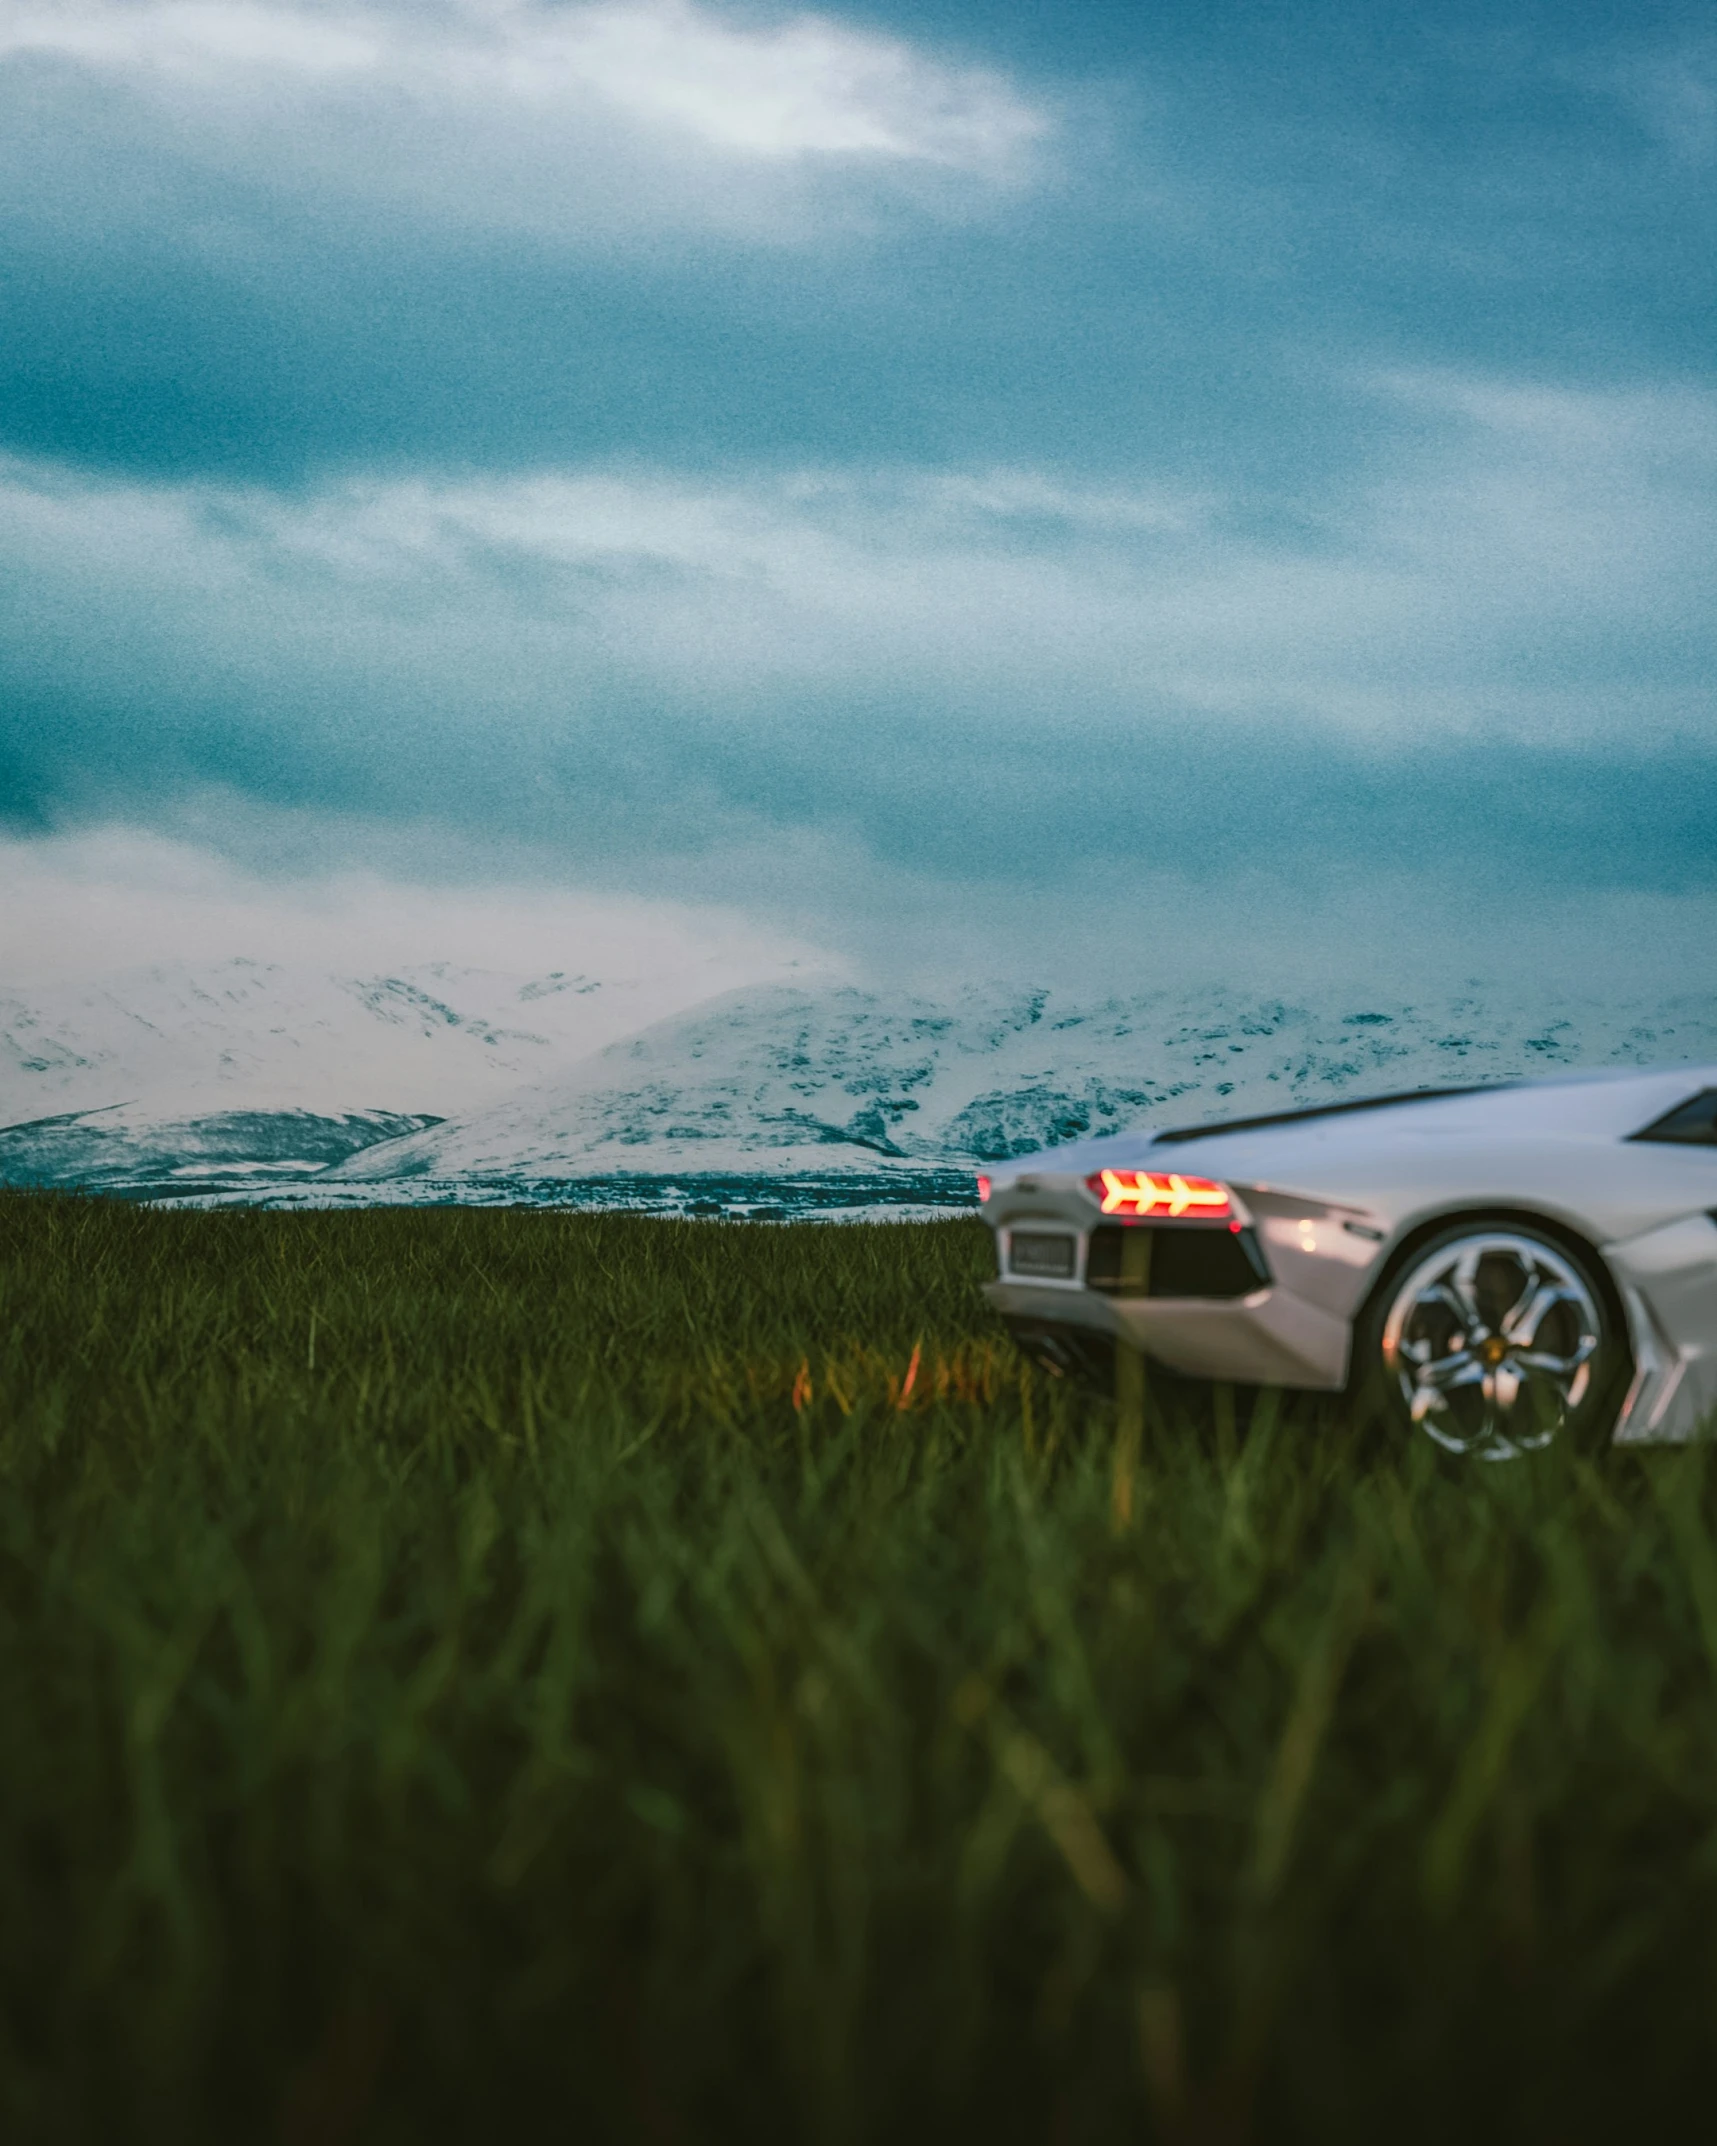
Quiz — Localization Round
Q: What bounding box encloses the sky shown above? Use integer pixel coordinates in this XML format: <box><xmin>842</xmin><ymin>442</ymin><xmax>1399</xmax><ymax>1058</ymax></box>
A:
<box><xmin>1</xmin><ymin>0</ymin><xmax>1713</xmax><ymax>1001</ymax></box>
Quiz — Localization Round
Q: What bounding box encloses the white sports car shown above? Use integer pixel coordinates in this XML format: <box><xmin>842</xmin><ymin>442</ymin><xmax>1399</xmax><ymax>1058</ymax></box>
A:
<box><xmin>980</xmin><ymin>1067</ymin><xmax>1717</xmax><ymax>1458</ymax></box>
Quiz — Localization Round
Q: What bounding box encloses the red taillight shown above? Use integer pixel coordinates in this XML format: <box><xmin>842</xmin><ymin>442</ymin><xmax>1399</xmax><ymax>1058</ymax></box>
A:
<box><xmin>976</xmin><ymin>1174</ymin><xmax>991</xmax><ymax>1203</ymax></box>
<box><xmin>1085</xmin><ymin>1168</ymin><xmax>1232</xmax><ymax>1220</ymax></box>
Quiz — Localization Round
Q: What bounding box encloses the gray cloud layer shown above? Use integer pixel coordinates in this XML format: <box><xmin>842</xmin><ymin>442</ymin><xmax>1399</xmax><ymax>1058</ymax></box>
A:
<box><xmin>2</xmin><ymin>0</ymin><xmax>1712</xmax><ymax>993</ymax></box>
<box><xmin>3</xmin><ymin>372</ymin><xmax>1712</xmax><ymax>894</ymax></box>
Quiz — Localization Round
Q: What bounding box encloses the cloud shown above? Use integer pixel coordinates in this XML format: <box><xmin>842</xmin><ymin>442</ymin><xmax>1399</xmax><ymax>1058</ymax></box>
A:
<box><xmin>0</xmin><ymin>372</ymin><xmax>1711</xmax><ymax>983</ymax></box>
<box><xmin>0</xmin><ymin>0</ymin><xmax>1049</xmax><ymax>242</ymax></box>
<box><xmin>0</xmin><ymin>822</ymin><xmax>834</xmax><ymax>998</ymax></box>
<box><xmin>0</xmin><ymin>4</ymin><xmax>1708</xmax><ymax>1017</ymax></box>
<box><xmin>8</xmin><ymin>810</ymin><xmax>1716</xmax><ymax>1018</ymax></box>
<box><xmin>1598</xmin><ymin>34</ymin><xmax>1717</xmax><ymax>164</ymax></box>
<box><xmin>1</xmin><ymin>373</ymin><xmax>1710</xmax><ymax>757</ymax></box>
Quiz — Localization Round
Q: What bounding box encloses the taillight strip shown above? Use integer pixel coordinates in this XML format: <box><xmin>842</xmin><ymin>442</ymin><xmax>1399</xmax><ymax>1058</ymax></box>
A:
<box><xmin>1086</xmin><ymin>1168</ymin><xmax>1232</xmax><ymax>1219</ymax></box>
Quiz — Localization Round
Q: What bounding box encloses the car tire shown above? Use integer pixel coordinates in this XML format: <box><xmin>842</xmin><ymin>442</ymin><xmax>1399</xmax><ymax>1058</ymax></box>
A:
<box><xmin>1351</xmin><ymin>1219</ymin><xmax>1628</xmax><ymax>1460</ymax></box>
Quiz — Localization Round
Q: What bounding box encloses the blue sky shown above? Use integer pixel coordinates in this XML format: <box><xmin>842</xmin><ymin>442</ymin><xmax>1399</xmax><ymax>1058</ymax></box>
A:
<box><xmin>1</xmin><ymin>0</ymin><xmax>1713</xmax><ymax>994</ymax></box>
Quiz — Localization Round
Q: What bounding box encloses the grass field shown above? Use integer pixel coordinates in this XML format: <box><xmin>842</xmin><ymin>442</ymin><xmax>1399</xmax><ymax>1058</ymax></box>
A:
<box><xmin>4</xmin><ymin>1191</ymin><xmax>1717</xmax><ymax>2144</ymax></box>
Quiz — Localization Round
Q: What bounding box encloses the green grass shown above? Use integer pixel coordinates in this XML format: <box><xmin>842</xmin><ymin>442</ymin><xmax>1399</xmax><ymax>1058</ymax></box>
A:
<box><xmin>3</xmin><ymin>1191</ymin><xmax>1717</xmax><ymax>2143</ymax></box>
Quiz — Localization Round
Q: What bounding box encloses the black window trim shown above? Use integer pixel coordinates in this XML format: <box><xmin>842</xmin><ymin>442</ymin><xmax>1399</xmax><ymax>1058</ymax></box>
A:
<box><xmin>1628</xmin><ymin>1088</ymin><xmax>1717</xmax><ymax>1148</ymax></box>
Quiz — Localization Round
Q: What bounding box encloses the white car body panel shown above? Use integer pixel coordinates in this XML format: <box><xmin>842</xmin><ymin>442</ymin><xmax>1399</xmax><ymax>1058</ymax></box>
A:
<box><xmin>980</xmin><ymin>1065</ymin><xmax>1717</xmax><ymax>1443</ymax></box>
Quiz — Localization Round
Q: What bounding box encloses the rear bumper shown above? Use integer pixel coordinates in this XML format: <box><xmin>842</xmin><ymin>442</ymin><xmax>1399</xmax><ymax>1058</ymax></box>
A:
<box><xmin>983</xmin><ymin>1276</ymin><xmax>1351</xmax><ymax>1389</ymax></box>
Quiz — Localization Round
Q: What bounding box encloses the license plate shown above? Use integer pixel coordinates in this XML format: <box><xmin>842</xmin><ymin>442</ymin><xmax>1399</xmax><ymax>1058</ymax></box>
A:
<box><xmin>1010</xmin><ymin>1231</ymin><xmax>1076</xmax><ymax>1279</ymax></box>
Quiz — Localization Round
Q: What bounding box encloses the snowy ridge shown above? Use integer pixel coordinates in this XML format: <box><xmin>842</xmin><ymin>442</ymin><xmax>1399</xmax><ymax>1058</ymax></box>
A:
<box><xmin>0</xmin><ymin>1104</ymin><xmax>441</xmax><ymax>1198</ymax></box>
<box><xmin>5</xmin><ymin>970</ymin><xmax>1714</xmax><ymax>1211</ymax></box>
<box><xmin>0</xmin><ymin>957</ymin><xmax>625</xmax><ymax>1122</ymax></box>
<box><xmin>312</xmin><ymin>978</ymin><xmax>1717</xmax><ymax>1206</ymax></box>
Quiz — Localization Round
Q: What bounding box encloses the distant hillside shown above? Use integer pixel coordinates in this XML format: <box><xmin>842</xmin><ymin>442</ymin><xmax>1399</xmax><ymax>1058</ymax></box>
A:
<box><xmin>0</xmin><ymin>1105</ymin><xmax>442</xmax><ymax>1200</ymax></box>
<box><xmin>0</xmin><ymin>957</ymin><xmax>651</xmax><ymax>1124</ymax></box>
<box><xmin>5</xmin><ymin>969</ymin><xmax>1713</xmax><ymax>1209</ymax></box>
<box><xmin>318</xmin><ymin>978</ymin><xmax>1717</xmax><ymax>1203</ymax></box>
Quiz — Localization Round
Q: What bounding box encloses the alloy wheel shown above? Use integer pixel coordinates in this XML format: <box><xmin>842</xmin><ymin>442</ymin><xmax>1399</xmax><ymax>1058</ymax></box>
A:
<box><xmin>1378</xmin><ymin>1230</ymin><xmax>1605</xmax><ymax>1460</ymax></box>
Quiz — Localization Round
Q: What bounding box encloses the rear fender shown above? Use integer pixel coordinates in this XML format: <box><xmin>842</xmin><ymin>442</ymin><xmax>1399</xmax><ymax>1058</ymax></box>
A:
<box><xmin>1347</xmin><ymin>1204</ymin><xmax>1633</xmax><ymax>1407</ymax></box>
<box><xmin>1609</xmin><ymin>1213</ymin><xmax>1717</xmax><ymax>1444</ymax></box>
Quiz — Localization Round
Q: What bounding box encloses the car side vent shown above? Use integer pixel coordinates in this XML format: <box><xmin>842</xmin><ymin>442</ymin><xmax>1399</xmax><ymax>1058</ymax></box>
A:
<box><xmin>1086</xmin><ymin>1223</ymin><xmax>1269</xmax><ymax>1299</ymax></box>
<box><xmin>1630</xmin><ymin>1090</ymin><xmax>1717</xmax><ymax>1146</ymax></box>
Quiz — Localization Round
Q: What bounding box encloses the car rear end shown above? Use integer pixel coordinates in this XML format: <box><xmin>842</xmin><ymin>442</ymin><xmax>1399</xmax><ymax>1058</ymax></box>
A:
<box><xmin>980</xmin><ymin>1160</ymin><xmax>1358</xmax><ymax>1390</ymax></box>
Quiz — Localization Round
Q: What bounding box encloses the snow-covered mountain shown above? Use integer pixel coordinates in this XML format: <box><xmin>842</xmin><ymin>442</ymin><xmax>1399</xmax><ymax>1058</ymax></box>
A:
<box><xmin>0</xmin><ymin>953</ymin><xmax>761</xmax><ymax>1199</ymax></box>
<box><xmin>0</xmin><ymin>1103</ymin><xmax>441</xmax><ymax>1198</ymax></box>
<box><xmin>305</xmin><ymin>977</ymin><xmax>1717</xmax><ymax>1212</ymax></box>
<box><xmin>0</xmin><ymin>957</ymin><xmax>649</xmax><ymax>1122</ymax></box>
<box><xmin>6</xmin><ymin>967</ymin><xmax>1714</xmax><ymax>1213</ymax></box>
